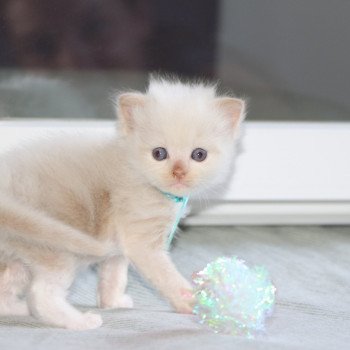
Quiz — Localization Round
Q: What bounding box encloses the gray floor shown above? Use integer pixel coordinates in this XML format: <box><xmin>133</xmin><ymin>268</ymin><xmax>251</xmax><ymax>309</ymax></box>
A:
<box><xmin>0</xmin><ymin>225</ymin><xmax>349</xmax><ymax>350</ymax></box>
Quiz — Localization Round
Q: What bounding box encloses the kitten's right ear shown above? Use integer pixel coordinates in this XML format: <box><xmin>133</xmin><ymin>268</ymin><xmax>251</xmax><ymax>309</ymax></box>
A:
<box><xmin>215</xmin><ymin>97</ymin><xmax>246</xmax><ymax>131</ymax></box>
<box><xmin>117</xmin><ymin>93</ymin><xmax>147</xmax><ymax>135</ymax></box>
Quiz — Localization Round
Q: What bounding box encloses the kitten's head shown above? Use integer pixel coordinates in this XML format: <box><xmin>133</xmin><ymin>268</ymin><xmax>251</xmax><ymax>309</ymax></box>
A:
<box><xmin>117</xmin><ymin>78</ymin><xmax>245</xmax><ymax>197</ymax></box>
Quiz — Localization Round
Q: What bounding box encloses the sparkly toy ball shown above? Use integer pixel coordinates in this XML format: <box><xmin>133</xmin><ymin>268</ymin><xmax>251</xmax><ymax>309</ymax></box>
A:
<box><xmin>192</xmin><ymin>256</ymin><xmax>276</xmax><ymax>337</ymax></box>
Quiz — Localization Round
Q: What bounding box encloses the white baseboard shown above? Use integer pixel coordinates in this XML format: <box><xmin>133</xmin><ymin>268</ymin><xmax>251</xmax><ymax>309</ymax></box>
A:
<box><xmin>185</xmin><ymin>201</ymin><xmax>350</xmax><ymax>225</ymax></box>
<box><xmin>224</xmin><ymin>121</ymin><xmax>350</xmax><ymax>201</ymax></box>
<box><xmin>1</xmin><ymin>119</ymin><xmax>349</xmax><ymax>225</ymax></box>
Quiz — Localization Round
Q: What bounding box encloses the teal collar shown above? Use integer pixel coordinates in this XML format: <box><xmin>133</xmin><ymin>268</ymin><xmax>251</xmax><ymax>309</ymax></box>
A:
<box><xmin>162</xmin><ymin>191</ymin><xmax>188</xmax><ymax>203</ymax></box>
<box><xmin>161</xmin><ymin>191</ymin><xmax>189</xmax><ymax>250</ymax></box>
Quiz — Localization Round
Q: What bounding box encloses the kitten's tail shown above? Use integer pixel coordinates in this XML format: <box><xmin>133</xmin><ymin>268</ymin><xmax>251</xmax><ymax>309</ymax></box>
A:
<box><xmin>0</xmin><ymin>193</ymin><xmax>112</xmax><ymax>257</ymax></box>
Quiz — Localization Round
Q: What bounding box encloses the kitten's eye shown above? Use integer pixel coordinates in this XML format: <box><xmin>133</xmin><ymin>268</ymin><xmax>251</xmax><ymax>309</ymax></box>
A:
<box><xmin>152</xmin><ymin>147</ymin><xmax>168</xmax><ymax>161</ymax></box>
<box><xmin>191</xmin><ymin>148</ymin><xmax>207</xmax><ymax>162</ymax></box>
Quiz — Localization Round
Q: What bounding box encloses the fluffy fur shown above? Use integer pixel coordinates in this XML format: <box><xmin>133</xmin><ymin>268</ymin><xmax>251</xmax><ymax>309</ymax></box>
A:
<box><xmin>0</xmin><ymin>77</ymin><xmax>245</xmax><ymax>329</ymax></box>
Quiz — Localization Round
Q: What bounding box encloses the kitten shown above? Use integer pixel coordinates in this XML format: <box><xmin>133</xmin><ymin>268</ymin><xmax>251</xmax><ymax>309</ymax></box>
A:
<box><xmin>0</xmin><ymin>77</ymin><xmax>245</xmax><ymax>330</ymax></box>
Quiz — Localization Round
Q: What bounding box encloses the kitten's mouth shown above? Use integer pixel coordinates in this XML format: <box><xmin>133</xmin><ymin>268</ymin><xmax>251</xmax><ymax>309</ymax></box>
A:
<box><xmin>169</xmin><ymin>181</ymin><xmax>191</xmax><ymax>195</ymax></box>
<box><xmin>171</xmin><ymin>182</ymin><xmax>188</xmax><ymax>190</ymax></box>
<box><xmin>171</xmin><ymin>181</ymin><xmax>189</xmax><ymax>189</ymax></box>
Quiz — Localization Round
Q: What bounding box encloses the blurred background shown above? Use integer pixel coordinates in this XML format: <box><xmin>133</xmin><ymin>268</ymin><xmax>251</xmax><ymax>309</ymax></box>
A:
<box><xmin>0</xmin><ymin>0</ymin><xmax>349</xmax><ymax>121</ymax></box>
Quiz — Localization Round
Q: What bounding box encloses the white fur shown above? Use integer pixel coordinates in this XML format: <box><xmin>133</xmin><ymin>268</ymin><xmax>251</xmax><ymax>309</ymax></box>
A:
<box><xmin>0</xmin><ymin>77</ymin><xmax>245</xmax><ymax>329</ymax></box>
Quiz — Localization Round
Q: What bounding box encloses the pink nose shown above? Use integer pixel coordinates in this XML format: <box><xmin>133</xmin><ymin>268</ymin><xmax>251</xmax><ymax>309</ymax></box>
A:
<box><xmin>172</xmin><ymin>165</ymin><xmax>187</xmax><ymax>180</ymax></box>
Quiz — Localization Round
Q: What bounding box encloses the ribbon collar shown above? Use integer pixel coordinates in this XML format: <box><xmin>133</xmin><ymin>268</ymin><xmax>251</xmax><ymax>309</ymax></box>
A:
<box><xmin>161</xmin><ymin>191</ymin><xmax>189</xmax><ymax>249</ymax></box>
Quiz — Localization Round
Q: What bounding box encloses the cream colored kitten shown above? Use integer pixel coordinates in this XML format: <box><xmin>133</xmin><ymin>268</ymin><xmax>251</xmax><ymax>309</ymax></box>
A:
<box><xmin>0</xmin><ymin>78</ymin><xmax>245</xmax><ymax>330</ymax></box>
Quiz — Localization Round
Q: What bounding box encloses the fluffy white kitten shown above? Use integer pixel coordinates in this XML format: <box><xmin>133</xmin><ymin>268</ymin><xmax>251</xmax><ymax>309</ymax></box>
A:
<box><xmin>0</xmin><ymin>77</ymin><xmax>245</xmax><ymax>330</ymax></box>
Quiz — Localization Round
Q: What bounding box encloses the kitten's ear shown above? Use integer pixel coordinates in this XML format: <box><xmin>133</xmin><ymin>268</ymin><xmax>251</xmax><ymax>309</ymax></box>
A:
<box><xmin>215</xmin><ymin>97</ymin><xmax>246</xmax><ymax>130</ymax></box>
<box><xmin>117</xmin><ymin>93</ymin><xmax>147</xmax><ymax>135</ymax></box>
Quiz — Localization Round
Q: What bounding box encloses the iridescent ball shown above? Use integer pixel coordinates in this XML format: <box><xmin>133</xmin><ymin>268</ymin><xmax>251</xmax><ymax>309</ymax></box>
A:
<box><xmin>192</xmin><ymin>256</ymin><xmax>276</xmax><ymax>337</ymax></box>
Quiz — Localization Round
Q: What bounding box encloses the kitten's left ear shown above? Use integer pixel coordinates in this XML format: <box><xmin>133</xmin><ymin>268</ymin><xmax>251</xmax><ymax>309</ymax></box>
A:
<box><xmin>117</xmin><ymin>92</ymin><xmax>147</xmax><ymax>135</ymax></box>
<box><xmin>215</xmin><ymin>97</ymin><xmax>246</xmax><ymax>130</ymax></box>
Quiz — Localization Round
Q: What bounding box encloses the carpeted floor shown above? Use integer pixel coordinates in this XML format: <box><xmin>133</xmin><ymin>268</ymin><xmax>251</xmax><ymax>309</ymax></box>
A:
<box><xmin>0</xmin><ymin>225</ymin><xmax>349</xmax><ymax>350</ymax></box>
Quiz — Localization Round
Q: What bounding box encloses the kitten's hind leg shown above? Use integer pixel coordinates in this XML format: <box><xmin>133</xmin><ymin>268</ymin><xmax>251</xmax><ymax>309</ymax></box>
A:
<box><xmin>98</xmin><ymin>255</ymin><xmax>133</xmax><ymax>309</ymax></box>
<box><xmin>0</xmin><ymin>261</ymin><xmax>29</xmax><ymax>316</ymax></box>
<box><xmin>27</xmin><ymin>259</ymin><xmax>102</xmax><ymax>330</ymax></box>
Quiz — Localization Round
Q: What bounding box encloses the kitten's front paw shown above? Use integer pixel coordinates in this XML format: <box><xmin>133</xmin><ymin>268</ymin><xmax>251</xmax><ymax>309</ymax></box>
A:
<box><xmin>174</xmin><ymin>300</ymin><xmax>194</xmax><ymax>314</ymax></box>
<box><xmin>173</xmin><ymin>288</ymin><xmax>195</xmax><ymax>314</ymax></box>
<box><xmin>66</xmin><ymin>312</ymin><xmax>103</xmax><ymax>330</ymax></box>
<box><xmin>99</xmin><ymin>294</ymin><xmax>134</xmax><ymax>309</ymax></box>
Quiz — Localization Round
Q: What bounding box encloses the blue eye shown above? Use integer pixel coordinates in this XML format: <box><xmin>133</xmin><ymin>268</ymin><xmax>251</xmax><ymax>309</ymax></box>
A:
<box><xmin>191</xmin><ymin>148</ymin><xmax>207</xmax><ymax>162</ymax></box>
<box><xmin>152</xmin><ymin>147</ymin><xmax>168</xmax><ymax>161</ymax></box>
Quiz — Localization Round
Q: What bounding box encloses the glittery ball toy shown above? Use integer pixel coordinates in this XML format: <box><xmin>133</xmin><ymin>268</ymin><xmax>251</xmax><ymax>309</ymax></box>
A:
<box><xmin>192</xmin><ymin>256</ymin><xmax>276</xmax><ymax>337</ymax></box>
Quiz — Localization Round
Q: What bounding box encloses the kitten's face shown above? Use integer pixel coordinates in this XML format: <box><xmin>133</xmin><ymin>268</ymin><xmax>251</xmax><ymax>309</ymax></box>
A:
<box><xmin>132</xmin><ymin>110</ymin><xmax>234</xmax><ymax>197</ymax></box>
<box><xmin>118</xmin><ymin>81</ymin><xmax>244</xmax><ymax>197</ymax></box>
